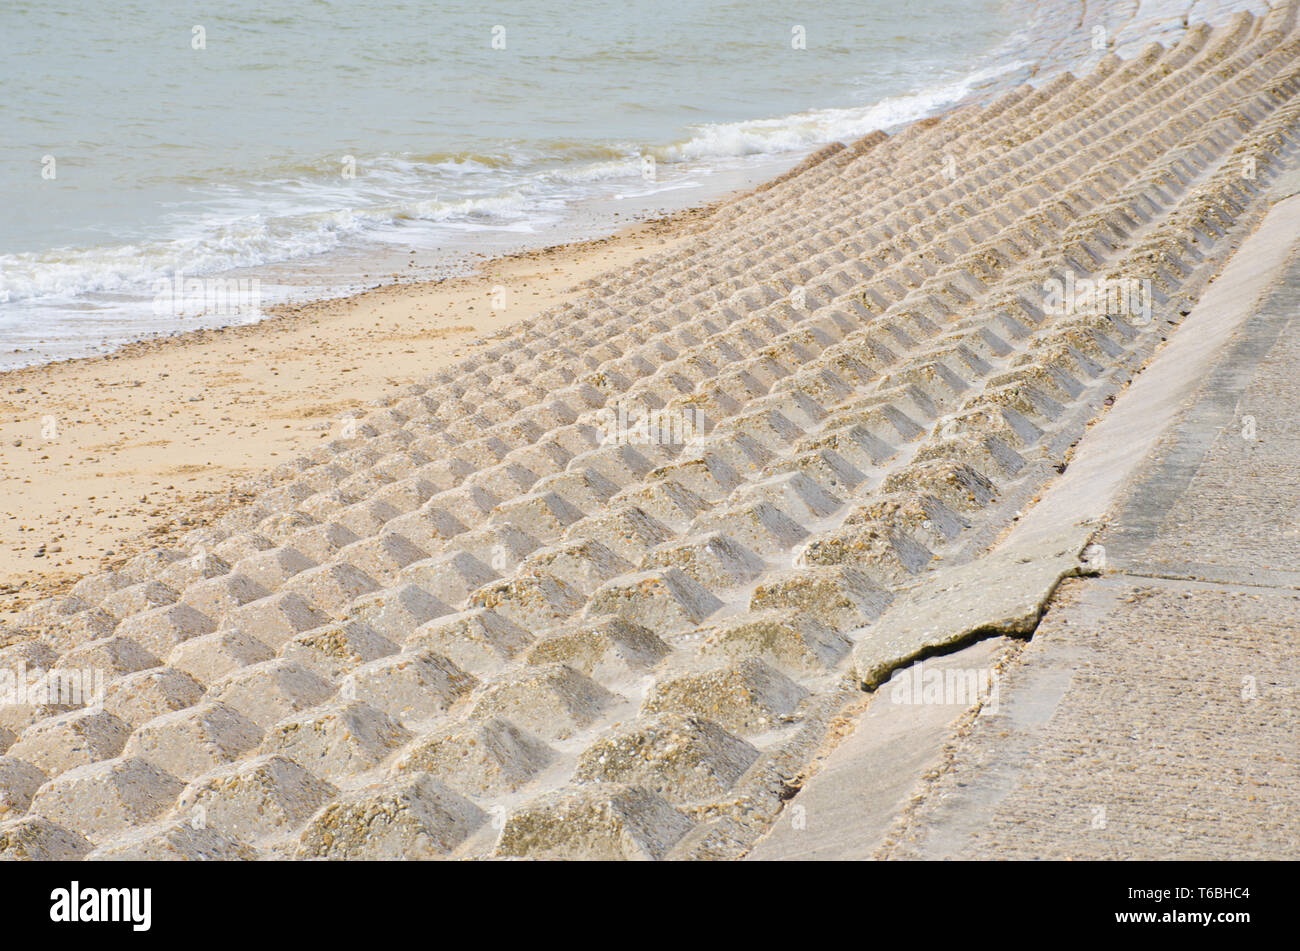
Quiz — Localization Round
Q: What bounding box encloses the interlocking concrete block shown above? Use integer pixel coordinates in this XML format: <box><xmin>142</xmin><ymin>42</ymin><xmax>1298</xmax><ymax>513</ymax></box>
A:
<box><xmin>342</xmin><ymin>650</ymin><xmax>476</xmax><ymax>724</ymax></box>
<box><xmin>167</xmin><ymin>627</ymin><xmax>275</xmax><ymax>686</ymax></box>
<box><xmin>86</xmin><ymin>817</ymin><xmax>258</xmax><ymax>860</ymax></box>
<box><xmin>494</xmin><ymin>784</ymin><xmax>692</xmax><ymax>861</ymax></box>
<box><xmin>392</xmin><ymin>717</ymin><xmax>554</xmax><ymax>797</ymax></box>
<box><xmin>55</xmin><ymin>636</ymin><xmax>160</xmax><ymax>678</ymax></box>
<box><xmin>339</xmin><ymin>583</ymin><xmax>452</xmax><ymax>641</ymax></box>
<box><xmin>406</xmin><ymin>609</ymin><xmax>533</xmax><ymax>677</ymax></box>
<box><xmin>470</xmin><ymin>663</ymin><xmax>616</xmax><ymax>740</ymax></box>
<box><xmin>262</xmin><ymin>700</ymin><xmax>412</xmax><ymax>782</ymax></box>
<box><xmin>102</xmin><ymin>668</ymin><xmax>205</xmax><ymax>728</ymax></box>
<box><xmin>642</xmin><ymin>659</ymin><xmax>809</xmax><ymax>735</ymax></box>
<box><xmin>230</xmin><ymin>547</ymin><xmax>317</xmax><ymax>590</ymax></box>
<box><xmin>0</xmin><ymin>815</ymin><xmax>93</xmax><ymax>860</ymax></box>
<box><xmin>881</xmin><ymin>458</ymin><xmax>999</xmax><ymax>514</ymax></box>
<box><xmin>586</xmin><ymin>568</ymin><xmax>724</xmax><ymax>635</ymax></box>
<box><xmin>526</xmin><ymin>616</ymin><xmax>670</xmax><ymax>683</ymax></box>
<box><xmin>114</xmin><ymin>603</ymin><xmax>216</xmax><ymax>659</ymax></box>
<box><xmin>29</xmin><ymin>757</ymin><xmax>184</xmax><ymax>840</ymax></box>
<box><xmin>8</xmin><ymin>709</ymin><xmax>133</xmax><ymax>776</ymax></box>
<box><xmin>575</xmin><ymin>714</ymin><xmax>759</xmax><ymax>804</ymax></box>
<box><xmin>177</xmin><ymin>754</ymin><xmax>337</xmax><ymax>843</ymax></box>
<box><xmin>699</xmin><ymin>608</ymin><xmax>852</xmax><ymax>673</ymax></box>
<box><xmin>690</xmin><ymin>500</ymin><xmax>810</xmax><ymax>555</ymax></box>
<box><xmin>565</xmin><ymin>505</ymin><xmax>675</xmax><ymax>565</ymax></box>
<box><xmin>123</xmin><ymin>701</ymin><xmax>264</xmax><ymax>782</ymax></box>
<box><xmin>466</xmin><ymin>571</ymin><xmax>586</xmax><ymax>632</ymax></box>
<box><xmin>223</xmin><ymin>591</ymin><xmax>330</xmax><ymax>648</ymax></box>
<box><xmin>210</xmin><ymin>659</ymin><xmax>336</xmax><ymax>729</ymax></box>
<box><xmin>518</xmin><ymin>539</ymin><xmax>633</xmax><ymax>596</ymax></box>
<box><xmin>279</xmin><ymin>620</ymin><xmax>399</xmax><ymax>680</ymax></box>
<box><xmin>0</xmin><ymin>756</ymin><xmax>47</xmax><ymax>820</ymax></box>
<box><xmin>180</xmin><ymin>573</ymin><xmax>270</xmax><ymax>624</ymax></box>
<box><xmin>281</xmin><ymin>563</ymin><xmax>381</xmax><ymax>615</ymax></box>
<box><xmin>399</xmin><ymin>551</ymin><xmax>498</xmax><ymax>608</ymax></box>
<box><xmin>297</xmin><ymin>773</ymin><xmax>484</xmax><ymax>860</ymax></box>
<box><xmin>750</xmin><ymin>565</ymin><xmax>893</xmax><ymax>628</ymax></box>
<box><xmin>642</xmin><ymin>532</ymin><xmax>767</xmax><ymax>590</ymax></box>
<box><xmin>796</xmin><ymin>524</ymin><xmax>933</xmax><ymax>584</ymax></box>
<box><xmin>100</xmin><ymin>581</ymin><xmax>180</xmax><ymax>620</ymax></box>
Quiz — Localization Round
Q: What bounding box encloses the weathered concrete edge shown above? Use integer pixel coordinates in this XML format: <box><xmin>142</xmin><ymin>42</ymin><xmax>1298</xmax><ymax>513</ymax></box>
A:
<box><xmin>851</xmin><ymin>523</ymin><xmax>1097</xmax><ymax>689</ymax></box>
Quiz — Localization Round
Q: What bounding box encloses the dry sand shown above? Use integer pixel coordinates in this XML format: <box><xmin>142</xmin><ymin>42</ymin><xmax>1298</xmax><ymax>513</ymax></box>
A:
<box><xmin>0</xmin><ymin>209</ymin><xmax>707</xmax><ymax>619</ymax></box>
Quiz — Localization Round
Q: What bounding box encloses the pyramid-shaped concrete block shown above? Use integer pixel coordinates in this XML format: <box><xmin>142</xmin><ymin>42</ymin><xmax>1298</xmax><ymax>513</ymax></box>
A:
<box><xmin>0</xmin><ymin>755</ymin><xmax>47</xmax><ymax>819</ymax></box>
<box><xmin>177</xmin><ymin>753</ymin><xmax>337</xmax><ymax>843</ymax></box>
<box><xmin>467</xmin><ymin>461</ymin><xmax>540</xmax><ymax>499</ymax></box>
<box><xmin>399</xmin><ymin>551</ymin><xmax>498</xmax><ymax>608</ymax></box>
<box><xmin>534</xmin><ymin>467</ymin><xmax>621</xmax><ymax>511</ymax></box>
<box><xmin>261</xmin><ymin>700</ymin><xmax>412</xmax><ymax>782</ymax></box>
<box><xmin>575</xmin><ymin>714</ymin><xmax>759</xmax><ymax>803</ymax></box>
<box><xmin>279</xmin><ymin>620</ymin><xmax>398</xmax><ymax>680</ymax></box>
<box><xmin>100</xmin><ymin>580</ymin><xmax>179</xmax><ymax>621</ymax></box>
<box><xmin>210</xmin><ymin>659</ymin><xmax>336</xmax><ymax>729</ymax></box>
<box><xmin>690</xmin><ymin>500</ymin><xmax>809</xmax><ymax>555</ymax></box>
<box><xmin>490</xmin><ymin>490</ymin><xmax>586</xmax><ymax>543</ymax></box>
<box><xmin>167</xmin><ymin>627</ymin><xmax>275</xmax><ymax>686</ymax></box>
<box><xmin>296</xmin><ymin>773</ymin><xmax>484</xmax><ymax>859</ymax></box>
<box><xmin>114</xmin><ymin>603</ymin><xmax>216</xmax><ymax>659</ymax></box>
<box><xmin>29</xmin><ymin>756</ymin><xmax>184</xmax><ymax>840</ymax></box>
<box><xmin>466</xmin><ymin>571</ymin><xmax>585</xmax><ymax>632</ymax></box>
<box><xmin>339</xmin><ymin>583</ymin><xmax>452</xmax><ymax>641</ymax></box>
<box><xmin>750</xmin><ymin>565</ymin><xmax>893</xmax><ymax>629</ymax></box>
<box><xmin>771</xmin><ymin>446</ymin><xmax>866</xmax><ymax>494</ymax></box>
<box><xmin>102</xmin><ymin>667</ymin><xmax>205</xmax><ymax>728</ymax></box>
<box><xmin>8</xmin><ymin>709</ymin><xmax>133</xmax><ymax>776</ymax></box>
<box><xmin>843</xmin><ymin>490</ymin><xmax>969</xmax><ymax>549</ymax></box>
<box><xmin>55</xmin><ymin>635</ymin><xmax>160</xmax><ymax>679</ymax></box>
<box><xmin>470</xmin><ymin>663</ymin><xmax>615</xmax><ymax>740</ymax></box>
<box><xmin>335</xmin><ymin>532</ymin><xmax>429</xmax><ymax>585</ymax></box>
<box><xmin>699</xmin><ymin>609</ymin><xmax>852</xmax><ymax>673</ymax></box>
<box><xmin>281</xmin><ymin>562</ymin><xmax>381</xmax><ymax>615</ymax></box>
<box><xmin>157</xmin><ymin>552</ymin><xmax>232</xmax><ymax>593</ymax></box>
<box><xmin>179</xmin><ymin>573</ymin><xmax>270</xmax><ymax>624</ymax></box>
<box><xmin>331</xmin><ymin>499</ymin><xmax>401</xmax><ymax>541</ymax></box>
<box><xmin>123</xmin><ymin>701</ymin><xmax>264</xmax><ymax>782</ymax></box>
<box><xmin>223</xmin><ymin>591</ymin><xmax>330</xmax><ymax>648</ymax></box>
<box><xmin>282</xmin><ymin>521</ymin><xmax>361</xmax><ymax>564</ymax></box>
<box><xmin>611</xmin><ymin>479</ymin><xmax>709</xmax><ymax>532</ymax></box>
<box><xmin>85</xmin><ymin>817</ymin><xmax>258</xmax><ymax>860</ymax></box>
<box><xmin>229</xmin><ymin>546</ymin><xmax>317</xmax><ymax>590</ymax></box>
<box><xmin>343</xmin><ymin>649</ymin><xmax>476</xmax><ymax>724</ymax></box>
<box><xmin>381</xmin><ymin>505</ymin><xmax>466</xmax><ymax>552</ymax></box>
<box><xmin>586</xmin><ymin>568</ymin><xmax>724</xmax><ymax>636</ymax></box>
<box><xmin>642</xmin><ymin>659</ymin><xmax>808</xmax><ymax>735</ymax></box>
<box><xmin>494</xmin><ymin>784</ymin><xmax>692</xmax><ymax>861</ymax></box>
<box><xmin>649</xmin><ymin>454</ymin><xmax>745</xmax><ymax>503</ymax></box>
<box><xmin>518</xmin><ymin>538</ymin><xmax>632</xmax><ymax>595</ymax></box>
<box><xmin>642</xmin><ymin>532</ymin><xmax>766</xmax><ymax>590</ymax></box>
<box><xmin>796</xmin><ymin>523</ymin><xmax>933</xmax><ymax>584</ymax></box>
<box><xmin>881</xmin><ymin>458</ymin><xmax>999</xmax><ymax>514</ymax></box>
<box><xmin>0</xmin><ymin>815</ymin><xmax>92</xmax><ymax>860</ymax></box>
<box><xmin>525</xmin><ymin>616</ymin><xmax>670</xmax><ymax>683</ymax></box>
<box><xmin>393</xmin><ymin>717</ymin><xmax>554</xmax><ymax>797</ymax></box>
<box><xmin>406</xmin><ymin>609</ymin><xmax>533</xmax><ymax>678</ymax></box>
<box><xmin>0</xmin><ymin>639</ymin><xmax>58</xmax><ymax>677</ymax></box>
<box><xmin>563</xmin><ymin>505</ymin><xmax>674</xmax><ymax>564</ymax></box>
<box><xmin>734</xmin><ymin>470</ymin><xmax>843</xmax><ymax>521</ymax></box>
